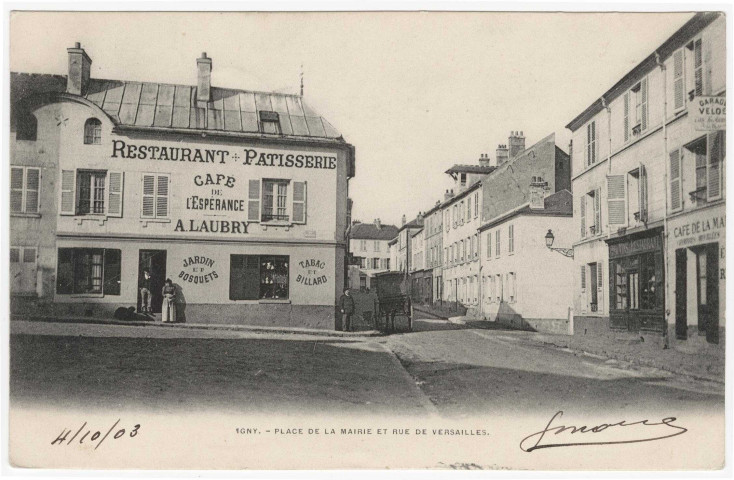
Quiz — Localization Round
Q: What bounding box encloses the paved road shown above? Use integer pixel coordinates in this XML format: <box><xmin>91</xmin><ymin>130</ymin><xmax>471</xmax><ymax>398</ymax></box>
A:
<box><xmin>10</xmin><ymin>319</ymin><xmax>723</xmax><ymax>418</ymax></box>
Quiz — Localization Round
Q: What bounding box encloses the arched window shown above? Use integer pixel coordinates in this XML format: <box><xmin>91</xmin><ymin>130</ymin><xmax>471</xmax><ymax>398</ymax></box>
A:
<box><xmin>16</xmin><ymin>111</ymin><xmax>37</xmax><ymax>141</ymax></box>
<box><xmin>84</xmin><ymin>118</ymin><xmax>102</xmax><ymax>144</ymax></box>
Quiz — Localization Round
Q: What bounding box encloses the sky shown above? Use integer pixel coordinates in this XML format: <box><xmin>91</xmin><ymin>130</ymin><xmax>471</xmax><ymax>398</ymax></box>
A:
<box><xmin>10</xmin><ymin>11</ymin><xmax>694</xmax><ymax>227</ymax></box>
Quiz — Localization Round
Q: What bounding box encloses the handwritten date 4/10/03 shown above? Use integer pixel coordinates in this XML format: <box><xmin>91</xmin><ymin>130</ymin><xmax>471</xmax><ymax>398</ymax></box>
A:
<box><xmin>52</xmin><ymin>420</ymin><xmax>140</xmax><ymax>450</ymax></box>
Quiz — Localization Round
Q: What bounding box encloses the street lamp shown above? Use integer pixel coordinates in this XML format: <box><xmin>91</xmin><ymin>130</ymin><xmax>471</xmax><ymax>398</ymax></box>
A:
<box><xmin>544</xmin><ymin>229</ymin><xmax>574</xmax><ymax>258</ymax></box>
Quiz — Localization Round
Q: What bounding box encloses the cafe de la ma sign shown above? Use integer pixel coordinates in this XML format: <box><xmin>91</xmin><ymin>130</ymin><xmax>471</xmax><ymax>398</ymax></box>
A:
<box><xmin>691</xmin><ymin>96</ymin><xmax>726</xmax><ymax>131</ymax></box>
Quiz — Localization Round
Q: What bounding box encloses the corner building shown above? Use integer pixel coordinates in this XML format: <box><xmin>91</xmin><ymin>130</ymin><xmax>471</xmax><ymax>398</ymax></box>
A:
<box><xmin>10</xmin><ymin>45</ymin><xmax>355</xmax><ymax>329</ymax></box>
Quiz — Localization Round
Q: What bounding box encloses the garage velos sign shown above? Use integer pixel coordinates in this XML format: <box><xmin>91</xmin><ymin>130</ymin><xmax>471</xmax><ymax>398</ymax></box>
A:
<box><xmin>691</xmin><ymin>96</ymin><xmax>726</xmax><ymax>131</ymax></box>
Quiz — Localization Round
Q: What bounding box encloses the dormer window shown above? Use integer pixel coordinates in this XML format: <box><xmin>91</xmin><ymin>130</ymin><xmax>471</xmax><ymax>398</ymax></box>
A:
<box><xmin>84</xmin><ymin>118</ymin><xmax>102</xmax><ymax>144</ymax></box>
<box><xmin>259</xmin><ymin>111</ymin><xmax>281</xmax><ymax>134</ymax></box>
<box><xmin>460</xmin><ymin>173</ymin><xmax>467</xmax><ymax>186</ymax></box>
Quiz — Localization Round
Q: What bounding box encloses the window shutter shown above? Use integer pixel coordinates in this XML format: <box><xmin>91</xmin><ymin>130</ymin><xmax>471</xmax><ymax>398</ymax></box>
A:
<box><xmin>107</xmin><ymin>171</ymin><xmax>123</xmax><ymax>217</ymax></box>
<box><xmin>607</xmin><ymin>176</ymin><xmax>626</xmax><ymax>226</ymax></box>
<box><xmin>673</xmin><ymin>49</ymin><xmax>685</xmax><ymax>110</ymax></box>
<box><xmin>292</xmin><ymin>181</ymin><xmax>307</xmax><ymax>224</ymax></box>
<box><xmin>580</xmin><ymin>194</ymin><xmax>586</xmax><ymax>238</ymax></box>
<box><xmin>669</xmin><ymin>149</ymin><xmax>682</xmax><ymax>211</ymax></box>
<box><xmin>586</xmin><ymin>123</ymin><xmax>591</xmax><ymax>166</ymax></box>
<box><xmin>156</xmin><ymin>175</ymin><xmax>169</xmax><ymax>218</ymax></box>
<box><xmin>141</xmin><ymin>174</ymin><xmax>156</xmax><ymax>218</ymax></box>
<box><xmin>56</xmin><ymin>248</ymin><xmax>74</xmax><ymax>294</ymax></box>
<box><xmin>24</xmin><ymin>168</ymin><xmax>40</xmax><ymax>214</ymax></box>
<box><xmin>60</xmin><ymin>169</ymin><xmax>76</xmax><ymax>215</ymax></box>
<box><xmin>694</xmin><ymin>39</ymin><xmax>703</xmax><ymax>96</ymax></box>
<box><xmin>103</xmin><ymin>249</ymin><xmax>121</xmax><ymax>295</ymax></box>
<box><xmin>580</xmin><ymin>265</ymin><xmax>586</xmax><ymax>291</ymax></box>
<box><xmin>640</xmin><ymin>77</ymin><xmax>648</xmax><ymax>131</ymax></box>
<box><xmin>248</xmin><ymin>179</ymin><xmax>261</xmax><ymax>222</ymax></box>
<box><xmin>594</xmin><ymin>188</ymin><xmax>601</xmax><ymax>234</ymax></box>
<box><xmin>11</xmin><ymin>167</ymin><xmax>24</xmax><ymax>213</ymax></box>
<box><xmin>639</xmin><ymin>164</ymin><xmax>648</xmax><ymax>222</ymax></box>
<box><xmin>707</xmin><ymin>131</ymin><xmax>723</xmax><ymax>201</ymax></box>
<box><xmin>623</xmin><ymin>92</ymin><xmax>630</xmax><ymax>142</ymax></box>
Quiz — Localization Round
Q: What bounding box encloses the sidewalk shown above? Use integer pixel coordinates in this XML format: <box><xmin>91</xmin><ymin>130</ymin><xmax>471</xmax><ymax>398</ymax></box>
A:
<box><xmin>413</xmin><ymin>312</ymin><xmax>724</xmax><ymax>384</ymax></box>
<box><xmin>10</xmin><ymin>314</ymin><xmax>381</xmax><ymax>338</ymax></box>
<box><xmin>490</xmin><ymin>328</ymin><xmax>725</xmax><ymax>384</ymax></box>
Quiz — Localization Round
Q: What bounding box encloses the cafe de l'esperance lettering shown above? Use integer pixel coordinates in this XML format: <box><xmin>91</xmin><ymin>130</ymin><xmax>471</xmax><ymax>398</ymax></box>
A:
<box><xmin>112</xmin><ymin>140</ymin><xmax>336</xmax><ymax>236</ymax></box>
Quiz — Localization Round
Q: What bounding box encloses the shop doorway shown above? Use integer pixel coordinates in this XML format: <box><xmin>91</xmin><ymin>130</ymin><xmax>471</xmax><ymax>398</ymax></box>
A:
<box><xmin>674</xmin><ymin>244</ymin><xmax>719</xmax><ymax>344</ymax></box>
<box><xmin>138</xmin><ymin>250</ymin><xmax>167</xmax><ymax>314</ymax></box>
<box><xmin>589</xmin><ymin>263</ymin><xmax>599</xmax><ymax>312</ymax></box>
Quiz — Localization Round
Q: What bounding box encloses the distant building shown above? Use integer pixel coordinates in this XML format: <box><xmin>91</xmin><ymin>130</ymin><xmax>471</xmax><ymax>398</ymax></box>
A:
<box><xmin>480</xmin><ymin>188</ymin><xmax>574</xmax><ymax>334</ymax></box>
<box><xmin>422</xmin><ymin>200</ymin><xmax>444</xmax><ymax>304</ymax></box>
<box><xmin>347</xmin><ymin>219</ymin><xmax>398</xmax><ymax>290</ymax></box>
<box><xmin>477</xmin><ymin>132</ymin><xmax>571</xmax><ymax>326</ymax></box>
<box><xmin>566</xmin><ymin>12</ymin><xmax>725</xmax><ymax>349</ymax></box>
<box><xmin>395</xmin><ymin>214</ymin><xmax>424</xmax><ymax>273</ymax></box>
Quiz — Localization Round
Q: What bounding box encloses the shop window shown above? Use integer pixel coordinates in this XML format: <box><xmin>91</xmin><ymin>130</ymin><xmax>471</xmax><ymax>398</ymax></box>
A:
<box><xmin>56</xmin><ymin>248</ymin><xmax>121</xmax><ymax>295</ymax></box>
<box><xmin>141</xmin><ymin>173</ymin><xmax>169</xmax><ymax>219</ymax></box>
<box><xmin>229</xmin><ymin>254</ymin><xmax>289</xmax><ymax>300</ymax></box>
<box><xmin>84</xmin><ymin>118</ymin><xmax>102</xmax><ymax>145</ymax></box>
<box><xmin>10</xmin><ymin>166</ymin><xmax>40</xmax><ymax>214</ymax></box>
<box><xmin>259</xmin><ymin>111</ymin><xmax>281</xmax><ymax>134</ymax></box>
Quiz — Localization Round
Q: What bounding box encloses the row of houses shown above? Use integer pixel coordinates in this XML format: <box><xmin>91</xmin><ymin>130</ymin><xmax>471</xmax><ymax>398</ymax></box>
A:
<box><xmin>348</xmin><ymin>12</ymin><xmax>725</xmax><ymax>352</ymax></box>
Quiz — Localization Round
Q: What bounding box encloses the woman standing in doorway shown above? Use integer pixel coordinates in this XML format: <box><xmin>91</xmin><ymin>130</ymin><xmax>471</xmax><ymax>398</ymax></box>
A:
<box><xmin>161</xmin><ymin>278</ymin><xmax>177</xmax><ymax>323</ymax></box>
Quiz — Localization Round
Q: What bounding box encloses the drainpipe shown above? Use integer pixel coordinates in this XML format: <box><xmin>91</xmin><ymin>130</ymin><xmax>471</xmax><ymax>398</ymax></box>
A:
<box><xmin>602</xmin><ymin>96</ymin><xmax>612</xmax><ymax>319</ymax></box>
<box><xmin>657</xmin><ymin>50</ymin><xmax>671</xmax><ymax>348</ymax></box>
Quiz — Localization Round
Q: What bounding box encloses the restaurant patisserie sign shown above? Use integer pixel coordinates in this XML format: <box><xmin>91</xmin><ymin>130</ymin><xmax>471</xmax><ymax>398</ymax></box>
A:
<box><xmin>111</xmin><ymin>140</ymin><xmax>336</xmax><ymax>235</ymax></box>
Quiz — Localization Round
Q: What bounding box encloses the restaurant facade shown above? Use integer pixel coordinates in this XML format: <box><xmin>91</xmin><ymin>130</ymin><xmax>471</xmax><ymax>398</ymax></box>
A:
<box><xmin>10</xmin><ymin>44</ymin><xmax>355</xmax><ymax>329</ymax></box>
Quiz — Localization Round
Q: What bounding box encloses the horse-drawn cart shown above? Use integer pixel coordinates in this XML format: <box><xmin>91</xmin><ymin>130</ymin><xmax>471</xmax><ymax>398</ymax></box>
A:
<box><xmin>371</xmin><ymin>271</ymin><xmax>413</xmax><ymax>333</ymax></box>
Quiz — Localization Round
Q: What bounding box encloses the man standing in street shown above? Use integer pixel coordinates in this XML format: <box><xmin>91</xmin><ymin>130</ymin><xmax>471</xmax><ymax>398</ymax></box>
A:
<box><xmin>339</xmin><ymin>288</ymin><xmax>355</xmax><ymax>332</ymax></box>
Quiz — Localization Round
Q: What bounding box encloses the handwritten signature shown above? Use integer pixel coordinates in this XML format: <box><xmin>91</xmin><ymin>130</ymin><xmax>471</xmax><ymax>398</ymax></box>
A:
<box><xmin>520</xmin><ymin>411</ymin><xmax>687</xmax><ymax>452</ymax></box>
<box><xmin>51</xmin><ymin>419</ymin><xmax>140</xmax><ymax>450</ymax></box>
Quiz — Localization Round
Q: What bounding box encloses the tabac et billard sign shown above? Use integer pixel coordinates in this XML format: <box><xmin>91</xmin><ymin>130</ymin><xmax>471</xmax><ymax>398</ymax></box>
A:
<box><xmin>110</xmin><ymin>140</ymin><xmax>337</xmax><ymax>235</ymax></box>
<box><xmin>691</xmin><ymin>96</ymin><xmax>726</xmax><ymax>131</ymax></box>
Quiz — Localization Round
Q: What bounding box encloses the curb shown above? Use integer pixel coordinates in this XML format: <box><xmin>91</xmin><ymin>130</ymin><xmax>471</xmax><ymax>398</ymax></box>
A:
<box><xmin>10</xmin><ymin>315</ymin><xmax>383</xmax><ymax>338</ymax></box>
<box><xmin>523</xmin><ymin>336</ymin><xmax>724</xmax><ymax>385</ymax></box>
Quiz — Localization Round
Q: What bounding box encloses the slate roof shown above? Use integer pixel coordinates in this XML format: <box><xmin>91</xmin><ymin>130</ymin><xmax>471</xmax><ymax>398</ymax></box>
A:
<box><xmin>349</xmin><ymin>222</ymin><xmax>399</xmax><ymax>241</ymax></box>
<box><xmin>10</xmin><ymin>72</ymin><xmax>342</xmax><ymax>139</ymax></box>
<box><xmin>480</xmin><ymin>189</ymin><xmax>573</xmax><ymax>230</ymax></box>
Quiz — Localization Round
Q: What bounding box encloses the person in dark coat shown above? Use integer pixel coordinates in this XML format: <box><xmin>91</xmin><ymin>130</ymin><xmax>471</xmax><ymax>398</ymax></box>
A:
<box><xmin>338</xmin><ymin>288</ymin><xmax>355</xmax><ymax>332</ymax></box>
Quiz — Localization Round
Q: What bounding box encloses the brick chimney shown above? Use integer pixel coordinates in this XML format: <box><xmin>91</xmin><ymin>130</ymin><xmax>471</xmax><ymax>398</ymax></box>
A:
<box><xmin>478</xmin><ymin>153</ymin><xmax>491</xmax><ymax>167</ymax></box>
<box><xmin>66</xmin><ymin>42</ymin><xmax>92</xmax><ymax>96</ymax></box>
<box><xmin>496</xmin><ymin>144</ymin><xmax>509</xmax><ymax>165</ymax></box>
<box><xmin>374</xmin><ymin>218</ymin><xmax>382</xmax><ymax>230</ymax></box>
<box><xmin>197</xmin><ymin>52</ymin><xmax>212</xmax><ymax>104</ymax></box>
<box><xmin>529</xmin><ymin>176</ymin><xmax>548</xmax><ymax>210</ymax></box>
<box><xmin>401</xmin><ymin>214</ymin><xmax>406</xmax><ymax>226</ymax></box>
<box><xmin>509</xmin><ymin>131</ymin><xmax>526</xmax><ymax>158</ymax></box>
<box><xmin>444</xmin><ymin>189</ymin><xmax>454</xmax><ymax>201</ymax></box>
